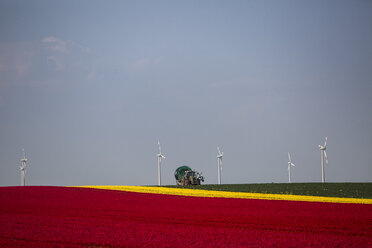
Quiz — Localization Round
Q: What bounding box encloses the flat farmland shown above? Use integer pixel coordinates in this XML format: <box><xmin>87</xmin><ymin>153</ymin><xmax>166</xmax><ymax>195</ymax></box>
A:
<box><xmin>166</xmin><ymin>183</ymin><xmax>372</xmax><ymax>198</ymax></box>
<box><xmin>0</xmin><ymin>186</ymin><xmax>371</xmax><ymax>247</ymax></box>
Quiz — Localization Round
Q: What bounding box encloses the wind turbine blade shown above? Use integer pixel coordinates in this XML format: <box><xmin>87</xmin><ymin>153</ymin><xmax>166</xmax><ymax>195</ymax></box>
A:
<box><xmin>288</xmin><ymin>152</ymin><xmax>291</xmax><ymax>162</ymax></box>
<box><xmin>324</xmin><ymin>150</ymin><xmax>328</xmax><ymax>164</ymax></box>
<box><xmin>158</xmin><ymin>140</ymin><xmax>161</xmax><ymax>154</ymax></box>
<box><xmin>291</xmin><ymin>163</ymin><xmax>295</xmax><ymax>167</ymax></box>
<box><xmin>217</xmin><ymin>146</ymin><xmax>221</xmax><ymax>155</ymax></box>
<box><xmin>22</xmin><ymin>148</ymin><xmax>25</xmax><ymax>159</ymax></box>
<box><xmin>324</xmin><ymin>137</ymin><xmax>327</xmax><ymax>147</ymax></box>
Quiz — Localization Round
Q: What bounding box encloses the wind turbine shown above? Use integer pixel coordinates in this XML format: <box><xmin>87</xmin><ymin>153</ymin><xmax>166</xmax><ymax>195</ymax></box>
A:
<box><xmin>20</xmin><ymin>148</ymin><xmax>28</xmax><ymax>186</ymax></box>
<box><xmin>157</xmin><ymin>141</ymin><xmax>166</xmax><ymax>186</ymax></box>
<box><xmin>287</xmin><ymin>152</ymin><xmax>295</xmax><ymax>183</ymax></box>
<box><xmin>217</xmin><ymin>146</ymin><xmax>223</xmax><ymax>185</ymax></box>
<box><xmin>318</xmin><ymin>137</ymin><xmax>328</xmax><ymax>183</ymax></box>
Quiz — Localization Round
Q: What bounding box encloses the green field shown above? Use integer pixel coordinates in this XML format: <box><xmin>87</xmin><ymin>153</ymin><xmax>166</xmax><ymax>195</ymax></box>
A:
<box><xmin>164</xmin><ymin>183</ymin><xmax>372</xmax><ymax>199</ymax></box>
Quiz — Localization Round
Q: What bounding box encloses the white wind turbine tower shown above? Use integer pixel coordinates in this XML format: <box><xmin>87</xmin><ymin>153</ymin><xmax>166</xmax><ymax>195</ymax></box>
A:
<box><xmin>287</xmin><ymin>152</ymin><xmax>295</xmax><ymax>183</ymax></box>
<box><xmin>20</xmin><ymin>148</ymin><xmax>28</xmax><ymax>186</ymax></box>
<box><xmin>217</xmin><ymin>146</ymin><xmax>223</xmax><ymax>185</ymax></box>
<box><xmin>318</xmin><ymin>137</ymin><xmax>328</xmax><ymax>183</ymax></box>
<box><xmin>157</xmin><ymin>141</ymin><xmax>166</xmax><ymax>186</ymax></box>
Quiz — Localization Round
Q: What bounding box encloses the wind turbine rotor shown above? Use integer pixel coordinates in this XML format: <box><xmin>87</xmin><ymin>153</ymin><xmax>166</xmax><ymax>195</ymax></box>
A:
<box><xmin>217</xmin><ymin>146</ymin><xmax>223</xmax><ymax>158</ymax></box>
<box><xmin>319</xmin><ymin>137</ymin><xmax>328</xmax><ymax>183</ymax></box>
<box><xmin>156</xmin><ymin>140</ymin><xmax>166</xmax><ymax>186</ymax></box>
<box><xmin>287</xmin><ymin>152</ymin><xmax>295</xmax><ymax>166</ymax></box>
<box><xmin>157</xmin><ymin>140</ymin><xmax>166</xmax><ymax>158</ymax></box>
<box><xmin>158</xmin><ymin>140</ymin><xmax>162</xmax><ymax>154</ymax></box>
<box><xmin>20</xmin><ymin>148</ymin><xmax>27</xmax><ymax>186</ymax></box>
<box><xmin>217</xmin><ymin>146</ymin><xmax>224</xmax><ymax>184</ymax></box>
<box><xmin>217</xmin><ymin>146</ymin><xmax>221</xmax><ymax>155</ymax></box>
<box><xmin>157</xmin><ymin>153</ymin><xmax>165</xmax><ymax>158</ymax></box>
<box><xmin>287</xmin><ymin>152</ymin><xmax>295</xmax><ymax>183</ymax></box>
<box><xmin>21</xmin><ymin>148</ymin><xmax>27</xmax><ymax>163</ymax></box>
<box><xmin>319</xmin><ymin>137</ymin><xmax>327</xmax><ymax>150</ymax></box>
<box><xmin>324</xmin><ymin>137</ymin><xmax>328</xmax><ymax>164</ymax></box>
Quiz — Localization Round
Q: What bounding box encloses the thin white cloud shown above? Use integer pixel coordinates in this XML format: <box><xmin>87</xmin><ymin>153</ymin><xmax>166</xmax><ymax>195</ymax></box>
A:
<box><xmin>86</xmin><ymin>68</ymin><xmax>96</xmax><ymax>80</ymax></box>
<box><xmin>0</xmin><ymin>37</ymin><xmax>94</xmax><ymax>84</ymax></box>
<box><xmin>154</xmin><ymin>57</ymin><xmax>163</xmax><ymax>65</ymax></box>
<box><xmin>0</xmin><ymin>41</ymin><xmax>38</xmax><ymax>80</ymax></box>
<box><xmin>132</xmin><ymin>58</ymin><xmax>150</xmax><ymax>70</ymax></box>
<box><xmin>15</xmin><ymin>64</ymin><xmax>28</xmax><ymax>76</ymax></box>
<box><xmin>131</xmin><ymin>57</ymin><xmax>163</xmax><ymax>71</ymax></box>
<box><xmin>42</xmin><ymin>37</ymin><xmax>58</xmax><ymax>43</ymax></box>
<box><xmin>43</xmin><ymin>36</ymin><xmax>69</xmax><ymax>53</ymax></box>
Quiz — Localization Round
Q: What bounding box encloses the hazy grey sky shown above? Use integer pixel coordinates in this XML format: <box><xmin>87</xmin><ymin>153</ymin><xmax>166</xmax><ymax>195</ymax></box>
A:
<box><xmin>1</xmin><ymin>0</ymin><xmax>371</xmax><ymax>186</ymax></box>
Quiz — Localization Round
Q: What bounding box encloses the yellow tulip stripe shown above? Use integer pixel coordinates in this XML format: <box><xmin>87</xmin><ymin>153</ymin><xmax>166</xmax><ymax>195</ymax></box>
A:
<box><xmin>74</xmin><ymin>185</ymin><xmax>372</xmax><ymax>204</ymax></box>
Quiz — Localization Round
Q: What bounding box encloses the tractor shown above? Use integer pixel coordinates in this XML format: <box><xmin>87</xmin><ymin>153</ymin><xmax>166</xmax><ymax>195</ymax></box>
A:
<box><xmin>174</xmin><ymin>166</ymin><xmax>204</xmax><ymax>186</ymax></box>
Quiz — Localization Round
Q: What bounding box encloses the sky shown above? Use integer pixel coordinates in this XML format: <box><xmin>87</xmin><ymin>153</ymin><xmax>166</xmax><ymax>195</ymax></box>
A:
<box><xmin>0</xmin><ymin>0</ymin><xmax>371</xmax><ymax>186</ymax></box>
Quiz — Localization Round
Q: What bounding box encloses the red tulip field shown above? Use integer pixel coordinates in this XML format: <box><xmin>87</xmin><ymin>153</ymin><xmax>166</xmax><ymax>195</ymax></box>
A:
<box><xmin>0</xmin><ymin>186</ymin><xmax>371</xmax><ymax>247</ymax></box>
